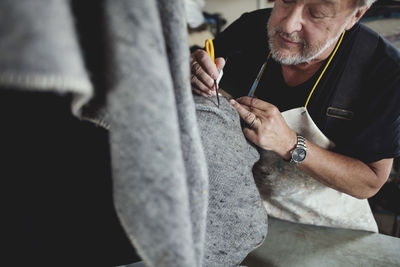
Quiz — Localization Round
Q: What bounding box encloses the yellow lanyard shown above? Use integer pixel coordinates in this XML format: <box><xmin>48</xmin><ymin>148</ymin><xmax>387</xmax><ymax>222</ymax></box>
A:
<box><xmin>248</xmin><ymin>31</ymin><xmax>346</xmax><ymax>109</ymax></box>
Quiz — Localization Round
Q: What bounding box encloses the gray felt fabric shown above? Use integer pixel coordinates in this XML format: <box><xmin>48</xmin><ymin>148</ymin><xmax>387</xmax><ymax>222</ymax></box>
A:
<box><xmin>194</xmin><ymin>95</ymin><xmax>268</xmax><ymax>267</ymax></box>
<box><xmin>0</xmin><ymin>0</ymin><xmax>268</xmax><ymax>266</ymax></box>
<box><xmin>0</xmin><ymin>0</ymin><xmax>92</xmax><ymax>115</ymax></box>
<box><xmin>104</xmin><ymin>1</ymin><xmax>208</xmax><ymax>266</ymax></box>
<box><xmin>0</xmin><ymin>0</ymin><xmax>208</xmax><ymax>266</ymax></box>
<box><xmin>156</xmin><ymin>1</ymin><xmax>209</xmax><ymax>263</ymax></box>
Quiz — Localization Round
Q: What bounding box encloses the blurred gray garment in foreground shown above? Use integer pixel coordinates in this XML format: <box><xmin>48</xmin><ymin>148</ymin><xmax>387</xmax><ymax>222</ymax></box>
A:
<box><xmin>0</xmin><ymin>0</ymin><xmax>209</xmax><ymax>266</ymax></box>
<box><xmin>103</xmin><ymin>0</ymin><xmax>210</xmax><ymax>266</ymax></box>
<box><xmin>183</xmin><ymin>0</ymin><xmax>205</xmax><ymax>28</ymax></box>
<box><xmin>195</xmin><ymin>95</ymin><xmax>268</xmax><ymax>267</ymax></box>
<box><xmin>0</xmin><ymin>0</ymin><xmax>92</xmax><ymax>115</ymax></box>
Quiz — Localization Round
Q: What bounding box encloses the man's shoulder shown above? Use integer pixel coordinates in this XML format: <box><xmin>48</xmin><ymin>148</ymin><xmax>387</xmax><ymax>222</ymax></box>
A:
<box><xmin>356</xmin><ymin>23</ymin><xmax>400</xmax><ymax>68</ymax></box>
<box><xmin>343</xmin><ymin>22</ymin><xmax>400</xmax><ymax>92</ymax></box>
<box><xmin>237</xmin><ymin>8</ymin><xmax>272</xmax><ymax>25</ymax></box>
<box><xmin>214</xmin><ymin>8</ymin><xmax>271</xmax><ymax>56</ymax></box>
<box><xmin>246</xmin><ymin>8</ymin><xmax>272</xmax><ymax>17</ymax></box>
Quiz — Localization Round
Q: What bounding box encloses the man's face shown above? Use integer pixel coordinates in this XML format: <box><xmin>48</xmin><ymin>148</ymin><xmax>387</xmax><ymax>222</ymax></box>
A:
<box><xmin>267</xmin><ymin>0</ymin><xmax>357</xmax><ymax>65</ymax></box>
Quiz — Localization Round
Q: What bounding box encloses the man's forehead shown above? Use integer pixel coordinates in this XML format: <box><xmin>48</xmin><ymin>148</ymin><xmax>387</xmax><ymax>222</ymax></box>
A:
<box><xmin>309</xmin><ymin>0</ymin><xmax>354</xmax><ymax>8</ymax></box>
<box><xmin>321</xmin><ymin>0</ymin><xmax>337</xmax><ymax>4</ymax></box>
<box><xmin>308</xmin><ymin>0</ymin><xmax>338</xmax><ymax>6</ymax></box>
<box><xmin>307</xmin><ymin>0</ymin><xmax>356</xmax><ymax>13</ymax></box>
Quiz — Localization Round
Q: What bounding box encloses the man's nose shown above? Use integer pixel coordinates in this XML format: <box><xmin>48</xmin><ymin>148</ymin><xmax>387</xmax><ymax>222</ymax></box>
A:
<box><xmin>281</xmin><ymin>6</ymin><xmax>303</xmax><ymax>34</ymax></box>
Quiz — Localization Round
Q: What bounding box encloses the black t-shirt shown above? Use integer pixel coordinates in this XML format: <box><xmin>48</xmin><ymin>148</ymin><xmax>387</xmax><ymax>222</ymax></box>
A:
<box><xmin>252</xmin><ymin>58</ymin><xmax>324</xmax><ymax>112</ymax></box>
<box><xmin>214</xmin><ymin>8</ymin><xmax>400</xmax><ymax>163</ymax></box>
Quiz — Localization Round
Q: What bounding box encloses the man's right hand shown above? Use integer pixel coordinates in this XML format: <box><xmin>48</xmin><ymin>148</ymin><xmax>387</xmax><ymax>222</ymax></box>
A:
<box><xmin>191</xmin><ymin>49</ymin><xmax>225</xmax><ymax>97</ymax></box>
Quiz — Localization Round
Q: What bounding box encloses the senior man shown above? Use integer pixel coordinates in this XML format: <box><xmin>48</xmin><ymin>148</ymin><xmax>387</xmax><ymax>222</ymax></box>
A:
<box><xmin>191</xmin><ymin>0</ymin><xmax>400</xmax><ymax>232</ymax></box>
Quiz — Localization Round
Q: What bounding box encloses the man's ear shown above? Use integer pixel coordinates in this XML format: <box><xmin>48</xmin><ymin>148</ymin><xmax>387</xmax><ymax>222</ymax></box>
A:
<box><xmin>345</xmin><ymin>6</ymin><xmax>369</xmax><ymax>30</ymax></box>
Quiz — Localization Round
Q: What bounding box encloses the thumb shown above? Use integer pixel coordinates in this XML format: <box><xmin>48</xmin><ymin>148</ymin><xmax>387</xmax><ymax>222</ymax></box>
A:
<box><xmin>215</xmin><ymin>57</ymin><xmax>226</xmax><ymax>72</ymax></box>
<box><xmin>243</xmin><ymin>127</ymin><xmax>259</xmax><ymax>145</ymax></box>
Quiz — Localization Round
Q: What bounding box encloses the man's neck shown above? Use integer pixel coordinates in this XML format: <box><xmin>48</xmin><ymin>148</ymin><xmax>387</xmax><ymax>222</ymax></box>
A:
<box><xmin>285</xmin><ymin>38</ymin><xmax>338</xmax><ymax>71</ymax></box>
<box><xmin>280</xmin><ymin>41</ymin><xmax>337</xmax><ymax>87</ymax></box>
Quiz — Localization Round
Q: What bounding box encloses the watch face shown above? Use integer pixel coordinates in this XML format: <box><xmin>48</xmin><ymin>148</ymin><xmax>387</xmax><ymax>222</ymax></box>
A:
<box><xmin>292</xmin><ymin>147</ymin><xmax>306</xmax><ymax>163</ymax></box>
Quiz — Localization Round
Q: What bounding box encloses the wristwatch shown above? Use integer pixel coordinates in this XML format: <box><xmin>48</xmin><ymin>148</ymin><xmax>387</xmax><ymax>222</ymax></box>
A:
<box><xmin>290</xmin><ymin>134</ymin><xmax>307</xmax><ymax>164</ymax></box>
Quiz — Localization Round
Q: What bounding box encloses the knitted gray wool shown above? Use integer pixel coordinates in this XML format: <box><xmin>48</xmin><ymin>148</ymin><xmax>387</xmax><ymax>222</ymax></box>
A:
<box><xmin>194</xmin><ymin>95</ymin><xmax>268</xmax><ymax>267</ymax></box>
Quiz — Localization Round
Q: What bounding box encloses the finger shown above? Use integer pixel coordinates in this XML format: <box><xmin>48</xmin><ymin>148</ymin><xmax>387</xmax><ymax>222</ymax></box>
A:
<box><xmin>190</xmin><ymin>68</ymin><xmax>215</xmax><ymax>96</ymax></box>
<box><xmin>191</xmin><ymin>72</ymin><xmax>214</xmax><ymax>95</ymax></box>
<box><xmin>192</xmin><ymin>87</ymin><xmax>211</xmax><ymax>97</ymax></box>
<box><xmin>193</xmin><ymin>49</ymin><xmax>220</xmax><ymax>80</ymax></box>
<box><xmin>215</xmin><ymin>57</ymin><xmax>226</xmax><ymax>72</ymax></box>
<box><xmin>229</xmin><ymin>99</ymin><xmax>257</xmax><ymax>126</ymax></box>
<box><xmin>249</xmin><ymin>107</ymin><xmax>267</xmax><ymax>118</ymax></box>
<box><xmin>191</xmin><ymin>61</ymin><xmax>215</xmax><ymax>91</ymax></box>
<box><xmin>231</xmin><ymin>99</ymin><xmax>271</xmax><ymax>121</ymax></box>
<box><xmin>236</xmin><ymin>96</ymin><xmax>275</xmax><ymax>112</ymax></box>
<box><xmin>239</xmin><ymin>103</ymin><xmax>252</xmax><ymax>112</ymax></box>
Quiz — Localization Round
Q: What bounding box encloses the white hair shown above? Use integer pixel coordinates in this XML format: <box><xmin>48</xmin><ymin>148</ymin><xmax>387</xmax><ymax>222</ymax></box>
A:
<box><xmin>355</xmin><ymin>0</ymin><xmax>377</xmax><ymax>8</ymax></box>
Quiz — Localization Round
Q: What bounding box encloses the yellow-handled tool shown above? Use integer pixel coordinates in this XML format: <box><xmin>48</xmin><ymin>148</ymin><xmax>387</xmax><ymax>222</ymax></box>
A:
<box><xmin>205</xmin><ymin>39</ymin><xmax>220</xmax><ymax>108</ymax></box>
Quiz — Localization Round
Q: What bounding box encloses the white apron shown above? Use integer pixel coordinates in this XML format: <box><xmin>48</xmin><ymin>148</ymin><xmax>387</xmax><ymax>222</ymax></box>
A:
<box><xmin>253</xmin><ymin>107</ymin><xmax>378</xmax><ymax>232</ymax></box>
<box><xmin>248</xmin><ymin>31</ymin><xmax>378</xmax><ymax>232</ymax></box>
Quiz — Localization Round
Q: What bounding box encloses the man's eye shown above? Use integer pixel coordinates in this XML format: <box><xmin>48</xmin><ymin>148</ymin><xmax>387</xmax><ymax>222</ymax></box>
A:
<box><xmin>309</xmin><ymin>9</ymin><xmax>326</xmax><ymax>19</ymax></box>
<box><xmin>282</xmin><ymin>0</ymin><xmax>296</xmax><ymax>4</ymax></box>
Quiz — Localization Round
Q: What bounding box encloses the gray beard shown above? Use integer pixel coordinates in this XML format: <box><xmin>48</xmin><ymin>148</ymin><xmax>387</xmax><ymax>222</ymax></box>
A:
<box><xmin>267</xmin><ymin>24</ymin><xmax>347</xmax><ymax>65</ymax></box>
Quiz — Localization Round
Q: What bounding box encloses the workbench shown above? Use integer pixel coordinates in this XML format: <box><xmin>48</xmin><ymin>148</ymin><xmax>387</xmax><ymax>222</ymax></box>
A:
<box><xmin>243</xmin><ymin>218</ymin><xmax>400</xmax><ymax>267</ymax></box>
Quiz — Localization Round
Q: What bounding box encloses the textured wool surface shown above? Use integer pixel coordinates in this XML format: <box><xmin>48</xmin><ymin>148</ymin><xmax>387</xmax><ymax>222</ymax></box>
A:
<box><xmin>194</xmin><ymin>95</ymin><xmax>268</xmax><ymax>267</ymax></box>
<box><xmin>104</xmin><ymin>1</ymin><xmax>208</xmax><ymax>266</ymax></box>
<box><xmin>0</xmin><ymin>0</ymin><xmax>269</xmax><ymax>265</ymax></box>
<box><xmin>0</xmin><ymin>0</ymin><xmax>208</xmax><ymax>266</ymax></box>
<box><xmin>157</xmin><ymin>1</ymin><xmax>209</xmax><ymax>263</ymax></box>
<box><xmin>0</xmin><ymin>0</ymin><xmax>93</xmax><ymax>115</ymax></box>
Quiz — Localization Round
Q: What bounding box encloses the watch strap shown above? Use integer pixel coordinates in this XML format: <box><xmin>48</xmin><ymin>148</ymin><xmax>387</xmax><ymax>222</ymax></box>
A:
<box><xmin>290</xmin><ymin>134</ymin><xmax>307</xmax><ymax>164</ymax></box>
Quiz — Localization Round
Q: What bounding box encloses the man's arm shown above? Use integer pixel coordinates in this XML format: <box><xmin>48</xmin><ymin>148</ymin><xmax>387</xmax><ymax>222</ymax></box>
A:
<box><xmin>230</xmin><ymin>96</ymin><xmax>393</xmax><ymax>199</ymax></box>
<box><xmin>299</xmin><ymin>141</ymin><xmax>392</xmax><ymax>199</ymax></box>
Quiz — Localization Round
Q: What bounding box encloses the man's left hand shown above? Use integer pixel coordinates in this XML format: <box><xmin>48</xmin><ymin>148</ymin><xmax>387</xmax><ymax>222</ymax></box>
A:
<box><xmin>230</xmin><ymin>97</ymin><xmax>297</xmax><ymax>160</ymax></box>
